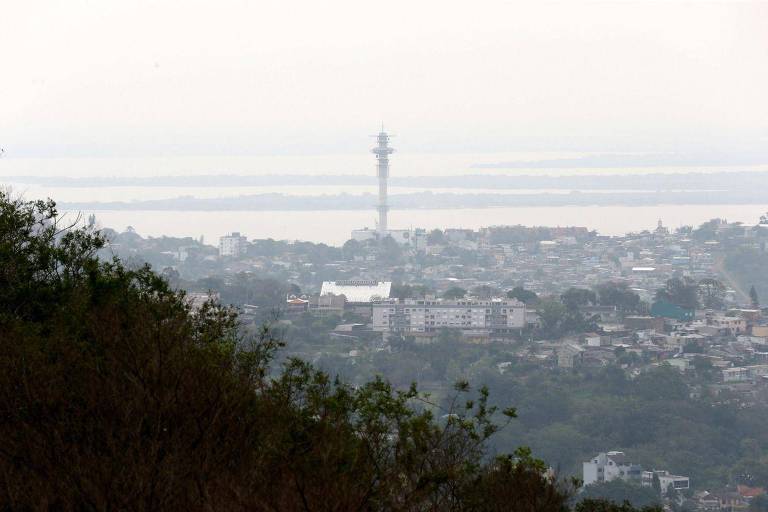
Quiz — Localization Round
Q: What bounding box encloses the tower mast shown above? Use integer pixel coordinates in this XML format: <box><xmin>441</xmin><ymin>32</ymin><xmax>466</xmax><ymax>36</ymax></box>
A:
<box><xmin>371</xmin><ymin>127</ymin><xmax>394</xmax><ymax>235</ymax></box>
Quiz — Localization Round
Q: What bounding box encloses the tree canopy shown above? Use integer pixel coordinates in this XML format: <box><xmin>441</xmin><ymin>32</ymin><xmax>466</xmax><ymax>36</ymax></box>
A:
<box><xmin>655</xmin><ymin>277</ymin><xmax>699</xmax><ymax>310</ymax></box>
<box><xmin>595</xmin><ymin>282</ymin><xmax>642</xmax><ymax>313</ymax></box>
<box><xmin>579</xmin><ymin>480</ymin><xmax>661</xmax><ymax>510</ymax></box>
<box><xmin>444</xmin><ymin>286</ymin><xmax>468</xmax><ymax>299</ymax></box>
<box><xmin>508</xmin><ymin>286</ymin><xmax>539</xmax><ymax>305</ymax></box>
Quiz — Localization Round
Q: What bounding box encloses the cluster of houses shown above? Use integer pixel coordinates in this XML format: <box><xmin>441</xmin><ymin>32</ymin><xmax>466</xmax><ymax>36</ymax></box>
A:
<box><xmin>285</xmin><ymin>278</ymin><xmax>768</xmax><ymax>398</ymax></box>
<box><xmin>210</xmin><ymin>219</ymin><xmax>761</xmax><ymax>304</ymax></box>
<box><xmin>493</xmin><ymin>302</ymin><xmax>768</xmax><ymax>397</ymax></box>
<box><xmin>583</xmin><ymin>451</ymin><xmax>767</xmax><ymax>511</ymax></box>
<box><xmin>583</xmin><ymin>451</ymin><xmax>689</xmax><ymax>494</ymax></box>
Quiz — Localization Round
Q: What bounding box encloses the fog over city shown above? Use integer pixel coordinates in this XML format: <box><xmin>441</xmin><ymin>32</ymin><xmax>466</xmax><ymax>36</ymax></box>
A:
<box><xmin>2</xmin><ymin>0</ymin><xmax>767</xmax><ymax>157</ymax></box>
<box><xmin>3</xmin><ymin>2</ymin><xmax>768</xmax><ymax>510</ymax></box>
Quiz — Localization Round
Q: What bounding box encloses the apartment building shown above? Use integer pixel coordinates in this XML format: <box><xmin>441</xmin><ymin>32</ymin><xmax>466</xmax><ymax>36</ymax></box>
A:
<box><xmin>218</xmin><ymin>232</ymin><xmax>248</xmax><ymax>258</ymax></box>
<box><xmin>642</xmin><ymin>470</ymin><xmax>690</xmax><ymax>492</ymax></box>
<box><xmin>372</xmin><ymin>297</ymin><xmax>525</xmax><ymax>334</ymax></box>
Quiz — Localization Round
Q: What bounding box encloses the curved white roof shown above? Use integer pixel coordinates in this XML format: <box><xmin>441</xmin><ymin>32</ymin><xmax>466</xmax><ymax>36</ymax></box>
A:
<box><xmin>320</xmin><ymin>281</ymin><xmax>391</xmax><ymax>303</ymax></box>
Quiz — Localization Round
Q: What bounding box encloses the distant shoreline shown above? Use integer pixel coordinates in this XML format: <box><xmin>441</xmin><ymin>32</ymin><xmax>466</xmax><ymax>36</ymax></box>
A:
<box><xmin>6</xmin><ymin>170</ymin><xmax>768</xmax><ymax>190</ymax></box>
<box><xmin>57</xmin><ymin>189</ymin><xmax>768</xmax><ymax>211</ymax></box>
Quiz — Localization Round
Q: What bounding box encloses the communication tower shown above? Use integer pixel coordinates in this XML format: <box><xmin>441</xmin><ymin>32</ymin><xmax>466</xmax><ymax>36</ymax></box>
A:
<box><xmin>371</xmin><ymin>126</ymin><xmax>394</xmax><ymax>234</ymax></box>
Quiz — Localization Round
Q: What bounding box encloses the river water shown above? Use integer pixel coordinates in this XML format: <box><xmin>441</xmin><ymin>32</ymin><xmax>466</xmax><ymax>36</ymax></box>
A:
<box><xmin>2</xmin><ymin>153</ymin><xmax>767</xmax><ymax>245</ymax></box>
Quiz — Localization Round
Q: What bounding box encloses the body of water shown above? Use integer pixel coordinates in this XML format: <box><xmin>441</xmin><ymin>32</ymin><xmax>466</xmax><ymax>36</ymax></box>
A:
<box><xmin>4</xmin><ymin>153</ymin><xmax>767</xmax><ymax>245</ymax></box>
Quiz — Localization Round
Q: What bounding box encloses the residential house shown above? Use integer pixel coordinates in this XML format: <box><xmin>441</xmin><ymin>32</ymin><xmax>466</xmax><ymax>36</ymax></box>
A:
<box><xmin>583</xmin><ymin>451</ymin><xmax>642</xmax><ymax>486</ymax></box>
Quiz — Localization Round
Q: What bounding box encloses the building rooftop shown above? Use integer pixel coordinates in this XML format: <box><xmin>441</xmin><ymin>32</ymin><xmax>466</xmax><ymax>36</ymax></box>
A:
<box><xmin>320</xmin><ymin>280</ymin><xmax>392</xmax><ymax>303</ymax></box>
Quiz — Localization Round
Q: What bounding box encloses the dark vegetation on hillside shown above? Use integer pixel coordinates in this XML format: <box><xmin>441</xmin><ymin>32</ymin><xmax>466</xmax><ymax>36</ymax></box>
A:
<box><xmin>0</xmin><ymin>193</ymin><xmax>662</xmax><ymax>511</ymax></box>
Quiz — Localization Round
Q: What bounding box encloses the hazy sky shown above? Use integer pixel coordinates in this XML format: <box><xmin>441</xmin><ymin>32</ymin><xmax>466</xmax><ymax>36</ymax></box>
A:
<box><xmin>2</xmin><ymin>0</ymin><xmax>767</xmax><ymax>157</ymax></box>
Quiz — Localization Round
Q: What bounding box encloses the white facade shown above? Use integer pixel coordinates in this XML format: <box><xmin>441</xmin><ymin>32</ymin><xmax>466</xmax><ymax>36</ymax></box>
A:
<box><xmin>320</xmin><ymin>280</ymin><xmax>392</xmax><ymax>303</ymax></box>
<box><xmin>350</xmin><ymin>228</ymin><xmax>414</xmax><ymax>246</ymax></box>
<box><xmin>658</xmin><ymin>473</ymin><xmax>690</xmax><ymax>492</ymax></box>
<box><xmin>372</xmin><ymin>297</ymin><xmax>526</xmax><ymax>334</ymax></box>
<box><xmin>642</xmin><ymin>470</ymin><xmax>690</xmax><ymax>492</ymax></box>
<box><xmin>218</xmin><ymin>232</ymin><xmax>248</xmax><ymax>257</ymax></box>
<box><xmin>583</xmin><ymin>451</ymin><xmax>642</xmax><ymax>486</ymax></box>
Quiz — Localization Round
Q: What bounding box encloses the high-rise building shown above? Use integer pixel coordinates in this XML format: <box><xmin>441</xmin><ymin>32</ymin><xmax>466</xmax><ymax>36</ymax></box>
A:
<box><xmin>218</xmin><ymin>232</ymin><xmax>248</xmax><ymax>258</ymax></box>
<box><xmin>371</xmin><ymin>127</ymin><xmax>394</xmax><ymax>234</ymax></box>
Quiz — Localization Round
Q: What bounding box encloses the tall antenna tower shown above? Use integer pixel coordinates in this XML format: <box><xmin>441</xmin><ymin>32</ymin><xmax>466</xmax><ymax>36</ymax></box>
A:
<box><xmin>371</xmin><ymin>126</ymin><xmax>394</xmax><ymax>235</ymax></box>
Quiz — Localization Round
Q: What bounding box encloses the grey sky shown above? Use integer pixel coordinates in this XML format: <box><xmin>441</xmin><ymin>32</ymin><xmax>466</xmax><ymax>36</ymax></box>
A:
<box><xmin>2</xmin><ymin>0</ymin><xmax>767</xmax><ymax>157</ymax></box>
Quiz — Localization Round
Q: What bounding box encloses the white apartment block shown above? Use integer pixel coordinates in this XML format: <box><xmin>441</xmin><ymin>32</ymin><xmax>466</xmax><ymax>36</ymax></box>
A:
<box><xmin>372</xmin><ymin>297</ymin><xmax>525</xmax><ymax>334</ymax></box>
<box><xmin>218</xmin><ymin>232</ymin><xmax>248</xmax><ymax>258</ymax></box>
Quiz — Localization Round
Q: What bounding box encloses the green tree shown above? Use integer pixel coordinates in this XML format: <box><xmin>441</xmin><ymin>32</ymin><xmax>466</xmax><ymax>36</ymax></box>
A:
<box><xmin>508</xmin><ymin>286</ymin><xmax>539</xmax><ymax>305</ymax></box>
<box><xmin>378</xmin><ymin>235</ymin><xmax>403</xmax><ymax>264</ymax></box>
<box><xmin>472</xmin><ymin>284</ymin><xmax>501</xmax><ymax>298</ymax></box>
<box><xmin>426</xmin><ymin>228</ymin><xmax>446</xmax><ymax>245</ymax></box>
<box><xmin>580</xmin><ymin>480</ymin><xmax>662</xmax><ymax>510</ymax></box>
<box><xmin>342</xmin><ymin>238</ymin><xmax>363</xmax><ymax>259</ymax></box>
<box><xmin>596</xmin><ymin>282</ymin><xmax>642</xmax><ymax>313</ymax></box>
<box><xmin>692</xmin><ymin>219</ymin><xmax>722</xmax><ymax>241</ymax></box>
<box><xmin>561</xmin><ymin>287</ymin><xmax>597</xmax><ymax>311</ymax></box>
<box><xmin>750</xmin><ymin>285</ymin><xmax>760</xmax><ymax>308</ymax></box>
<box><xmin>693</xmin><ymin>355</ymin><xmax>713</xmax><ymax>372</ymax></box>
<box><xmin>576</xmin><ymin>499</ymin><xmax>662</xmax><ymax>512</ymax></box>
<box><xmin>656</xmin><ymin>277</ymin><xmax>699</xmax><ymax>309</ymax></box>
<box><xmin>536</xmin><ymin>299</ymin><xmax>568</xmax><ymax>337</ymax></box>
<box><xmin>437</xmin><ymin>327</ymin><xmax>463</xmax><ymax>344</ymax></box>
<box><xmin>443</xmin><ymin>286</ymin><xmax>468</xmax><ymax>299</ymax></box>
<box><xmin>390</xmin><ymin>283</ymin><xmax>431</xmax><ymax>299</ymax></box>
<box><xmin>633</xmin><ymin>365</ymin><xmax>689</xmax><ymax>401</ymax></box>
<box><xmin>698</xmin><ymin>278</ymin><xmax>725</xmax><ymax>309</ymax></box>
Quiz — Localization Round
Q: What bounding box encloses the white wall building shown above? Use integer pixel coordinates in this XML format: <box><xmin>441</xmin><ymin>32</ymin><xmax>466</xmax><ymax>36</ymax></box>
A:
<box><xmin>583</xmin><ymin>451</ymin><xmax>643</xmax><ymax>486</ymax></box>
<box><xmin>320</xmin><ymin>280</ymin><xmax>392</xmax><ymax>304</ymax></box>
<box><xmin>372</xmin><ymin>297</ymin><xmax>525</xmax><ymax>335</ymax></box>
<box><xmin>218</xmin><ymin>232</ymin><xmax>248</xmax><ymax>258</ymax></box>
<box><xmin>350</xmin><ymin>228</ymin><xmax>414</xmax><ymax>246</ymax></box>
